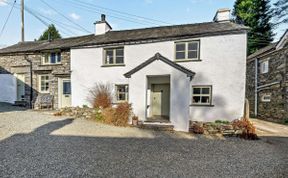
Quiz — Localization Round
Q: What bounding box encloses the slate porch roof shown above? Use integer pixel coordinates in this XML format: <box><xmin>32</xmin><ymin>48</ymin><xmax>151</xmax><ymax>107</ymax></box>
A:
<box><xmin>0</xmin><ymin>22</ymin><xmax>248</xmax><ymax>55</ymax></box>
<box><xmin>124</xmin><ymin>53</ymin><xmax>196</xmax><ymax>78</ymax></box>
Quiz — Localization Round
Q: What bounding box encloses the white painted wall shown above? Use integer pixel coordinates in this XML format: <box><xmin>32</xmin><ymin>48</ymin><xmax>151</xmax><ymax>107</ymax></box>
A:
<box><xmin>71</xmin><ymin>32</ymin><xmax>247</xmax><ymax>131</ymax></box>
<box><xmin>0</xmin><ymin>74</ymin><xmax>16</xmax><ymax>103</ymax></box>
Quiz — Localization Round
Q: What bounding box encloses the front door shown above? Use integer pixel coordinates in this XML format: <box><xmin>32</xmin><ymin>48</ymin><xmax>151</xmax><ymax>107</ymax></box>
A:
<box><xmin>59</xmin><ymin>78</ymin><xmax>71</xmax><ymax>108</ymax></box>
<box><xmin>15</xmin><ymin>74</ymin><xmax>25</xmax><ymax>101</ymax></box>
<box><xmin>151</xmin><ymin>84</ymin><xmax>170</xmax><ymax>119</ymax></box>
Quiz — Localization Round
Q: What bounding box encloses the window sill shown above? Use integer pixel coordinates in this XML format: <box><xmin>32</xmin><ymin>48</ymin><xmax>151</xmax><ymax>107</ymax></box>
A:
<box><xmin>40</xmin><ymin>63</ymin><xmax>62</xmax><ymax>66</ymax></box>
<box><xmin>175</xmin><ymin>59</ymin><xmax>202</xmax><ymax>63</ymax></box>
<box><xmin>190</xmin><ymin>104</ymin><xmax>214</xmax><ymax>107</ymax></box>
<box><xmin>101</xmin><ymin>64</ymin><xmax>126</xmax><ymax>67</ymax></box>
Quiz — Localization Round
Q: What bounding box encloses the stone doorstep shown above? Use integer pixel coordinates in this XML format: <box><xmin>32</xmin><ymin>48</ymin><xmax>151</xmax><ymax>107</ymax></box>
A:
<box><xmin>137</xmin><ymin>122</ymin><xmax>174</xmax><ymax>131</ymax></box>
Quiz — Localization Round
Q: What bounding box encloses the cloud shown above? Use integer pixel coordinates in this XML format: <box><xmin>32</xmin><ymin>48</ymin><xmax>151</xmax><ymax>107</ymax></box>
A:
<box><xmin>0</xmin><ymin>44</ymin><xmax>7</xmax><ymax>49</ymax></box>
<box><xmin>0</xmin><ymin>0</ymin><xmax>8</xmax><ymax>6</ymax></box>
<box><xmin>69</xmin><ymin>13</ymin><xmax>80</xmax><ymax>20</ymax></box>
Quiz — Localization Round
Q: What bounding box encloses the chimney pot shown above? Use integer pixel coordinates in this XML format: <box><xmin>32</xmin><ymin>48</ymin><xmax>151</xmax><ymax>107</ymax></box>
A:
<box><xmin>101</xmin><ymin>14</ymin><xmax>106</xmax><ymax>21</ymax></box>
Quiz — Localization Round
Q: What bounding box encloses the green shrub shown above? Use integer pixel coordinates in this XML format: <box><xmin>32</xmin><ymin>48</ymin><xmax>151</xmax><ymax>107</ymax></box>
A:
<box><xmin>215</xmin><ymin>120</ymin><xmax>230</xmax><ymax>124</ymax></box>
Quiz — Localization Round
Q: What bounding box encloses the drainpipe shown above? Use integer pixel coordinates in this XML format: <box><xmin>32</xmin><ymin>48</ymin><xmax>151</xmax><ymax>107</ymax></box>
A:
<box><xmin>254</xmin><ymin>58</ymin><xmax>258</xmax><ymax>117</ymax></box>
<box><xmin>24</xmin><ymin>55</ymin><xmax>33</xmax><ymax>109</ymax></box>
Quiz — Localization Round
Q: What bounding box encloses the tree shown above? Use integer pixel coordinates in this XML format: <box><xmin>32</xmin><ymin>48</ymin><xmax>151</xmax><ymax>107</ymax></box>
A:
<box><xmin>38</xmin><ymin>24</ymin><xmax>61</xmax><ymax>41</ymax></box>
<box><xmin>233</xmin><ymin>0</ymin><xmax>274</xmax><ymax>54</ymax></box>
<box><xmin>273</xmin><ymin>0</ymin><xmax>288</xmax><ymax>25</ymax></box>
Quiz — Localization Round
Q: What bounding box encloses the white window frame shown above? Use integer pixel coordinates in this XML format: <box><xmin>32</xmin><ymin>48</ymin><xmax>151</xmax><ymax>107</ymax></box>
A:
<box><xmin>38</xmin><ymin>75</ymin><xmax>50</xmax><ymax>93</ymax></box>
<box><xmin>41</xmin><ymin>52</ymin><xmax>61</xmax><ymax>65</ymax></box>
<box><xmin>192</xmin><ymin>86</ymin><xmax>212</xmax><ymax>105</ymax></box>
<box><xmin>103</xmin><ymin>47</ymin><xmax>124</xmax><ymax>66</ymax></box>
<box><xmin>261</xmin><ymin>94</ymin><xmax>271</xmax><ymax>102</ymax></box>
<box><xmin>260</xmin><ymin>60</ymin><xmax>269</xmax><ymax>74</ymax></box>
<box><xmin>175</xmin><ymin>41</ymin><xmax>200</xmax><ymax>61</ymax></box>
<box><xmin>115</xmin><ymin>84</ymin><xmax>128</xmax><ymax>102</ymax></box>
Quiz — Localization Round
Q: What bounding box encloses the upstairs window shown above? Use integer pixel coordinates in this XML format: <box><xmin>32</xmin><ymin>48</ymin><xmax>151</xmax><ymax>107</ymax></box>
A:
<box><xmin>115</xmin><ymin>84</ymin><xmax>128</xmax><ymax>102</ymax></box>
<box><xmin>42</xmin><ymin>52</ymin><xmax>61</xmax><ymax>65</ymax></box>
<box><xmin>192</xmin><ymin>86</ymin><xmax>212</xmax><ymax>105</ymax></box>
<box><xmin>104</xmin><ymin>47</ymin><xmax>124</xmax><ymax>65</ymax></box>
<box><xmin>260</xmin><ymin>60</ymin><xmax>269</xmax><ymax>74</ymax></box>
<box><xmin>175</xmin><ymin>41</ymin><xmax>199</xmax><ymax>61</ymax></box>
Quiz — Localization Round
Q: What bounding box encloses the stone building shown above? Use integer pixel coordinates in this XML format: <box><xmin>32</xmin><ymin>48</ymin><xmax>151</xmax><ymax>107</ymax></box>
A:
<box><xmin>246</xmin><ymin>30</ymin><xmax>288</xmax><ymax>123</ymax></box>
<box><xmin>0</xmin><ymin>35</ymin><xmax>92</xmax><ymax>108</ymax></box>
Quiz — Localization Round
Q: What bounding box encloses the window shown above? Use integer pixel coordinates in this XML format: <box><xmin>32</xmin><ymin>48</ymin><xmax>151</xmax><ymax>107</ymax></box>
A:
<box><xmin>104</xmin><ymin>48</ymin><xmax>124</xmax><ymax>65</ymax></box>
<box><xmin>42</xmin><ymin>52</ymin><xmax>61</xmax><ymax>65</ymax></box>
<box><xmin>115</xmin><ymin>85</ymin><xmax>128</xmax><ymax>102</ymax></box>
<box><xmin>39</xmin><ymin>75</ymin><xmax>50</xmax><ymax>93</ymax></box>
<box><xmin>261</xmin><ymin>94</ymin><xmax>271</xmax><ymax>102</ymax></box>
<box><xmin>175</xmin><ymin>41</ymin><xmax>199</xmax><ymax>61</ymax></box>
<box><xmin>192</xmin><ymin>86</ymin><xmax>212</xmax><ymax>105</ymax></box>
<box><xmin>260</xmin><ymin>60</ymin><xmax>269</xmax><ymax>74</ymax></box>
<box><xmin>63</xmin><ymin>81</ymin><xmax>71</xmax><ymax>95</ymax></box>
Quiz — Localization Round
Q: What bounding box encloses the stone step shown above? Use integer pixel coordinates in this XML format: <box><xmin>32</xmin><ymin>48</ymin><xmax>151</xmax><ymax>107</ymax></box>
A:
<box><xmin>13</xmin><ymin>101</ymin><xmax>28</xmax><ymax>107</ymax></box>
<box><xmin>138</xmin><ymin>122</ymin><xmax>174</xmax><ymax>131</ymax></box>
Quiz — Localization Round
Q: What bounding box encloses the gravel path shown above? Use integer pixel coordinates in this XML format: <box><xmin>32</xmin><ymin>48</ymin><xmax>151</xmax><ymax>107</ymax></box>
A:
<box><xmin>0</xmin><ymin>103</ymin><xmax>287</xmax><ymax>177</ymax></box>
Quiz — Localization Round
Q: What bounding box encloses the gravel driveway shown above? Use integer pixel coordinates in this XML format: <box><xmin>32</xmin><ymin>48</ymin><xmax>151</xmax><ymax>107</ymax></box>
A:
<box><xmin>0</xmin><ymin>103</ymin><xmax>287</xmax><ymax>178</ymax></box>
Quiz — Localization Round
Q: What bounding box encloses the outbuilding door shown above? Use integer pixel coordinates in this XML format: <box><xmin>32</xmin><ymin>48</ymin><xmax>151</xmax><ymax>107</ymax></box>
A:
<box><xmin>15</xmin><ymin>74</ymin><xmax>25</xmax><ymax>101</ymax></box>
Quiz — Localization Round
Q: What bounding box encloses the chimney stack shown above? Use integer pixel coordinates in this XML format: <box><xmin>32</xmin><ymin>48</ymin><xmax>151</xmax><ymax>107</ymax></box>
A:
<box><xmin>213</xmin><ymin>8</ymin><xmax>231</xmax><ymax>22</ymax></box>
<box><xmin>94</xmin><ymin>14</ymin><xmax>112</xmax><ymax>35</ymax></box>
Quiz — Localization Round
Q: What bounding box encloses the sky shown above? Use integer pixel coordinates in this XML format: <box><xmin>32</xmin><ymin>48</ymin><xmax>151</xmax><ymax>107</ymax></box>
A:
<box><xmin>0</xmin><ymin>0</ymin><xmax>286</xmax><ymax>47</ymax></box>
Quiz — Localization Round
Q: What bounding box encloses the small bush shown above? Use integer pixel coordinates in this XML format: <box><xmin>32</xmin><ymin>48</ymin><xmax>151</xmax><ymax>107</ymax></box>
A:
<box><xmin>232</xmin><ymin>118</ymin><xmax>258</xmax><ymax>140</ymax></box>
<box><xmin>114</xmin><ymin>102</ymin><xmax>132</xmax><ymax>126</ymax></box>
<box><xmin>215</xmin><ymin>120</ymin><xmax>230</xmax><ymax>124</ymax></box>
<box><xmin>91</xmin><ymin>109</ymin><xmax>104</xmax><ymax>122</ymax></box>
<box><xmin>191</xmin><ymin>124</ymin><xmax>204</xmax><ymax>134</ymax></box>
<box><xmin>101</xmin><ymin>102</ymin><xmax>132</xmax><ymax>127</ymax></box>
<box><xmin>87</xmin><ymin>83</ymin><xmax>113</xmax><ymax>109</ymax></box>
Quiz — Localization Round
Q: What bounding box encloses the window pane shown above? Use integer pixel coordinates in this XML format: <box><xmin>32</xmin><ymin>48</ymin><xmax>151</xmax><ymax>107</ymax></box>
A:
<box><xmin>176</xmin><ymin>44</ymin><xmax>185</xmax><ymax>51</ymax></box>
<box><xmin>188</xmin><ymin>42</ymin><xmax>198</xmax><ymax>50</ymax></box>
<box><xmin>202</xmin><ymin>88</ymin><xmax>210</xmax><ymax>94</ymax></box>
<box><xmin>116</xmin><ymin>56</ymin><xmax>124</xmax><ymax>64</ymax></box>
<box><xmin>105</xmin><ymin>50</ymin><xmax>114</xmax><ymax>64</ymax></box>
<box><xmin>193</xmin><ymin>96</ymin><xmax>201</xmax><ymax>103</ymax></box>
<box><xmin>188</xmin><ymin>51</ymin><xmax>198</xmax><ymax>59</ymax></box>
<box><xmin>116</xmin><ymin>85</ymin><xmax>128</xmax><ymax>101</ymax></box>
<box><xmin>201</xmin><ymin>96</ymin><xmax>210</xmax><ymax>104</ymax></box>
<box><xmin>176</xmin><ymin>52</ymin><xmax>185</xmax><ymax>59</ymax></box>
<box><xmin>57</xmin><ymin>53</ymin><xmax>61</xmax><ymax>63</ymax></box>
<box><xmin>50</xmin><ymin>53</ymin><xmax>56</xmax><ymax>64</ymax></box>
<box><xmin>63</xmin><ymin>81</ymin><xmax>71</xmax><ymax>95</ymax></box>
<box><xmin>116</xmin><ymin>49</ymin><xmax>124</xmax><ymax>56</ymax></box>
<box><xmin>193</xmin><ymin>88</ymin><xmax>201</xmax><ymax>94</ymax></box>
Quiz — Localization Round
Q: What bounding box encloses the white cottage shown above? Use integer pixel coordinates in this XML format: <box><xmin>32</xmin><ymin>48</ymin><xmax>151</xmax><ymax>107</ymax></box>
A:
<box><xmin>71</xmin><ymin>9</ymin><xmax>248</xmax><ymax>131</ymax></box>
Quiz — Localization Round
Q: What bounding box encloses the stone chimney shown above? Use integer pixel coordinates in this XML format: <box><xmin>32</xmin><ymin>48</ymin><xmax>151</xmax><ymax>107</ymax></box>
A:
<box><xmin>213</xmin><ymin>8</ymin><xmax>231</xmax><ymax>22</ymax></box>
<box><xmin>94</xmin><ymin>14</ymin><xmax>112</xmax><ymax>35</ymax></box>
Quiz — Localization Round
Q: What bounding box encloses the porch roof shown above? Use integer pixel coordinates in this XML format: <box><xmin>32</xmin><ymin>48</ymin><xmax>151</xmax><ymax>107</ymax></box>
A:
<box><xmin>124</xmin><ymin>53</ymin><xmax>196</xmax><ymax>78</ymax></box>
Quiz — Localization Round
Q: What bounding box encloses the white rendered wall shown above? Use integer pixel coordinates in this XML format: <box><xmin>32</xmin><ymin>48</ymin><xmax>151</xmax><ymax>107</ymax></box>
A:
<box><xmin>71</xmin><ymin>33</ymin><xmax>247</xmax><ymax>130</ymax></box>
<box><xmin>0</xmin><ymin>74</ymin><xmax>16</xmax><ymax>104</ymax></box>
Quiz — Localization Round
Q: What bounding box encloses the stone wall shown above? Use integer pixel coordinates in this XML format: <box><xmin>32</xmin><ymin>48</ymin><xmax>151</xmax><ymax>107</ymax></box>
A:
<box><xmin>0</xmin><ymin>50</ymin><xmax>71</xmax><ymax>108</ymax></box>
<box><xmin>247</xmin><ymin>47</ymin><xmax>288</xmax><ymax>123</ymax></box>
<box><xmin>246</xmin><ymin>60</ymin><xmax>256</xmax><ymax>117</ymax></box>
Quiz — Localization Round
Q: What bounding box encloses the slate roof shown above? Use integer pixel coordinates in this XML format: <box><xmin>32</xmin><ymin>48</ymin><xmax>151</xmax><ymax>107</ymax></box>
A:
<box><xmin>124</xmin><ymin>53</ymin><xmax>195</xmax><ymax>78</ymax></box>
<box><xmin>0</xmin><ymin>21</ymin><xmax>248</xmax><ymax>55</ymax></box>
<box><xmin>247</xmin><ymin>42</ymin><xmax>277</xmax><ymax>60</ymax></box>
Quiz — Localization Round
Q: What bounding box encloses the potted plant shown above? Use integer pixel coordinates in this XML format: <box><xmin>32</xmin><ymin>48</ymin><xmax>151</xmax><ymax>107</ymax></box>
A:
<box><xmin>132</xmin><ymin>115</ymin><xmax>139</xmax><ymax>126</ymax></box>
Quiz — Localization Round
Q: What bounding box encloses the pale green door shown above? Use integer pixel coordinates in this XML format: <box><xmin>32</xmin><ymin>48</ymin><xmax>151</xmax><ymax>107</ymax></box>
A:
<box><xmin>59</xmin><ymin>78</ymin><xmax>71</xmax><ymax>108</ymax></box>
<box><xmin>151</xmin><ymin>84</ymin><xmax>170</xmax><ymax>117</ymax></box>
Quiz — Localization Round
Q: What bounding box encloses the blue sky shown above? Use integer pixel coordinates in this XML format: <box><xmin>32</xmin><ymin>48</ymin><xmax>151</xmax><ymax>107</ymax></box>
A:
<box><xmin>0</xmin><ymin>0</ymin><xmax>286</xmax><ymax>47</ymax></box>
